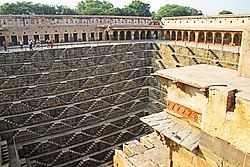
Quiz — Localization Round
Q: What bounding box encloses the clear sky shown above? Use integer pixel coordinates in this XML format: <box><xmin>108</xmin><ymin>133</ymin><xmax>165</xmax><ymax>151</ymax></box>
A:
<box><xmin>0</xmin><ymin>0</ymin><xmax>249</xmax><ymax>15</ymax></box>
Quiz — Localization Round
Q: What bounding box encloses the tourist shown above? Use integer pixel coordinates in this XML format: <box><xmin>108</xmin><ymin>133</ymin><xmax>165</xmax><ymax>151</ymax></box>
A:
<box><xmin>19</xmin><ymin>40</ymin><xmax>24</xmax><ymax>49</ymax></box>
<box><xmin>28</xmin><ymin>38</ymin><xmax>33</xmax><ymax>50</ymax></box>
<box><xmin>46</xmin><ymin>39</ymin><xmax>50</xmax><ymax>48</ymax></box>
<box><xmin>2</xmin><ymin>40</ymin><xmax>7</xmax><ymax>52</ymax></box>
<box><xmin>34</xmin><ymin>39</ymin><xmax>36</xmax><ymax>48</ymax></box>
<box><xmin>152</xmin><ymin>34</ymin><xmax>156</xmax><ymax>40</ymax></box>
<box><xmin>49</xmin><ymin>39</ymin><xmax>54</xmax><ymax>49</ymax></box>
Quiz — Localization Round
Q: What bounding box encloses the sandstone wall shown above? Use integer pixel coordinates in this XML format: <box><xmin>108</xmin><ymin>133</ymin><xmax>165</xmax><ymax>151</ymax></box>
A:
<box><xmin>0</xmin><ymin>41</ymin><xmax>241</xmax><ymax>166</ymax></box>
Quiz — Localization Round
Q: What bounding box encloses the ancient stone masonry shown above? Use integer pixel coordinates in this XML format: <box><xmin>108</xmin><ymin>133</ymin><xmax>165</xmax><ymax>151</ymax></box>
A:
<box><xmin>113</xmin><ymin>15</ymin><xmax>250</xmax><ymax>167</ymax></box>
<box><xmin>0</xmin><ymin>15</ymin><xmax>162</xmax><ymax>44</ymax></box>
<box><xmin>0</xmin><ymin>42</ymin><xmax>168</xmax><ymax>166</ymax></box>
<box><xmin>114</xmin><ymin>64</ymin><xmax>250</xmax><ymax>167</ymax></box>
<box><xmin>0</xmin><ymin>14</ymin><xmax>249</xmax><ymax>167</ymax></box>
<box><xmin>0</xmin><ymin>38</ymin><xmax>244</xmax><ymax>166</ymax></box>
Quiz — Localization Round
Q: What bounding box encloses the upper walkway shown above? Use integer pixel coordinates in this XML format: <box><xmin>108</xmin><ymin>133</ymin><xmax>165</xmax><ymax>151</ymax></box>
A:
<box><xmin>0</xmin><ymin>40</ymin><xmax>240</xmax><ymax>54</ymax></box>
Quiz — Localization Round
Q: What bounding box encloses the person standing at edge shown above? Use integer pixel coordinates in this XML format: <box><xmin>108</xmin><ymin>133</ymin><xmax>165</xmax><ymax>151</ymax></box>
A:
<box><xmin>2</xmin><ymin>40</ymin><xmax>7</xmax><ymax>52</ymax></box>
<box><xmin>50</xmin><ymin>39</ymin><xmax>54</xmax><ymax>49</ymax></box>
<box><xmin>28</xmin><ymin>38</ymin><xmax>33</xmax><ymax>50</ymax></box>
<box><xmin>19</xmin><ymin>40</ymin><xmax>24</xmax><ymax>49</ymax></box>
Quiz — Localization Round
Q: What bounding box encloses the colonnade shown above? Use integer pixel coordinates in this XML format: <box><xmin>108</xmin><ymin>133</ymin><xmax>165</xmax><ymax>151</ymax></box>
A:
<box><xmin>106</xmin><ymin>29</ymin><xmax>242</xmax><ymax>46</ymax></box>
<box><xmin>0</xmin><ymin>29</ymin><xmax>242</xmax><ymax>46</ymax></box>
<box><xmin>164</xmin><ymin>30</ymin><xmax>242</xmax><ymax>46</ymax></box>
<box><xmin>106</xmin><ymin>30</ymin><xmax>160</xmax><ymax>41</ymax></box>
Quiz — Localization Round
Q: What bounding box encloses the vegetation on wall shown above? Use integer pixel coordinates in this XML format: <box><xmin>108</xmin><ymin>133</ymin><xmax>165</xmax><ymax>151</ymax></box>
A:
<box><xmin>0</xmin><ymin>0</ymin><xmax>202</xmax><ymax>19</ymax></box>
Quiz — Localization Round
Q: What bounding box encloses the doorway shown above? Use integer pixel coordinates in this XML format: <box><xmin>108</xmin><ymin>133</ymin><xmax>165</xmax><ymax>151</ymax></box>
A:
<box><xmin>64</xmin><ymin>34</ymin><xmax>69</xmax><ymax>42</ymax></box>
<box><xmin>23</xmin><ymin>35</ymin><xmax>28</xmax><ymax>45</ymax></box>
<box><xmin>54</xmin><ymin>34</ymin><xmax>59</xmax><ymax>43</ymax></box>
<box><xmin>0</xmin><ymin>36</ymin><xmax>5</xmax><ymax>46</ymax></box>
<box><xmin>82</xmin><ymin>33</ymin><xmax>86</xmax><ymax>41</ymax></box>
<box><xmin>11</xmin><ymin>36</ymin><xmax>18</xmax><ymax>45</ymax></box>
<box><xmin>73</xmin><ymin>33</ymin><xmax>78</xmax><ymax>42</ymax></box>
<box><xmin>44</xmin><ymin>34</ymin><xmax>50</xmax><ymax>42</ymax></box>
<box><xmin>99</xmin><ymin>32</ymin><xmax>103</xmax><ymax>41</ymax></box>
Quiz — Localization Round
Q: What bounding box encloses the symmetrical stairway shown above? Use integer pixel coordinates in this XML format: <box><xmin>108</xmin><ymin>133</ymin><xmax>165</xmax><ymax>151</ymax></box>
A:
<box><xmin>0</xmin><ymin>43</ymin><xmax>166</xmax><ymax>166</ymax></box>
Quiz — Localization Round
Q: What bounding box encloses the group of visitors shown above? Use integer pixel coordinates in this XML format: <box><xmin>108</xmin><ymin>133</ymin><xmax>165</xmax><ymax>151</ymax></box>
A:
<box><xmin>28</xmin><ymin>38</ymin><xmax>54</xmax><ymax>50</ymax></box>
<box><xmin>46</xmin><ymin>39</ymin><xmax>54</xmax><ymax>49</ymax></box>
<box><xmin>1</xmin><ymin>38</ymin><xmax>55</xmax><ymax>52</ymax></box>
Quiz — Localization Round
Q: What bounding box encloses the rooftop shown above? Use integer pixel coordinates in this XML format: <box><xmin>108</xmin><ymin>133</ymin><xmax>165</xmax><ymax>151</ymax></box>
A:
<box><xmin>153</xmin><ymin>64</ymin><xmax>250</xmax><ymax>100</ymax></box>
<box><xmin>162</xmin><ymin>14</ymin><xmax>250</xmax><ymax>20</ymax></box>
<box><xmin>0</xmin><ymin>14</ymin><xmax>151</xmax><ymax>19</ymax></box>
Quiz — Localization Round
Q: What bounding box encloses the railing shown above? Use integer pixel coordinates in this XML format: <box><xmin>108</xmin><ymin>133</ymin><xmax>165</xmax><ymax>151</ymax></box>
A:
<box><xmin>0</xmin><ymin>39</ymin><xmax>241</xmax><ymax>53</ymax></box>
<box><xmin>0</xmin><ymin>40</ymin><xmax>155</xmax><ymax>53</ymax></box>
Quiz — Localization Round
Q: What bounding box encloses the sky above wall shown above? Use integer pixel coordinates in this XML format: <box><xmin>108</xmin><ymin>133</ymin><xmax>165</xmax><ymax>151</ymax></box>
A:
<box><xmin>0</xmin><ymin>0</ymin><xmax>249</xmax><ymax>15</ymax></box>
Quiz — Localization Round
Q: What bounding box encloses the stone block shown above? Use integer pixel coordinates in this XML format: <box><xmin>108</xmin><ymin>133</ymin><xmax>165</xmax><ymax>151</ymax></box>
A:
<box><xmin>199</xmin><ymin>145</ymin><xmax>223</xmax><ymax>166</ymax></box>
<box><xmin>220</xmin><ymin>143</ymin><xmax>245</xmax><ymax>167</ymax></box>
<box><xmin>195</xmin><ymin>156</ymin><xmax>214</xmax><ymax>167</ymax></box>
<box><xmin>200</xmin><ymin>132</ymin><xmax>214</xmax><ymax>149</ymax></box>
<box><xmin>176</xmin><ymin>147</ymin><xmax>194</xmax><ymax>165</ymax></box>
<box><xmin>244</xmin><ymin>152</ymin><xmax>250</xmax><ymax>167</ymax></box>
<box><xmin>222</xmin><ymin>160</ymin><xmax>237</xmax><ymax>167</ymax></box>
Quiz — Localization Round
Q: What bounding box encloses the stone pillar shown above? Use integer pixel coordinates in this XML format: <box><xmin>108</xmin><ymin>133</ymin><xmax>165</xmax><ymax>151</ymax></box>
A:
<box><xmin>17</xmin><ymin>35</ymin><xmax>22</xmax><ymax>42</ymax></box>
<box><xmin>170</xmin><ymin>31</ymin><xmax>173</xmax><ymax>40</ymax></box>
<box><xmin>163</xmin><ymin>31</ymin><xmax>167</xmax><ymax>40</ymax></box>
<box><xmin>117</xmin><ymin>31</ymin><xmax>120</xmax><ymax>40</ymax></box>
<box><xmin>5</xmin><ymin>35</ymin><xmax>10</xmax><ymax>44</ymax></box>
<box><xmin>238</xmin><ymin>29</ymin><xmax>250</xmax><ymax>78</ymax></box>
<box><xmin>95</xmin><ymin>32</ymin><xmax>98</xmax><ymax>41</ymax></box>
<box><xmin>138</xmin><ymin>31</ymin><xmax>141</xmax><ymax>40</ymax></box>
<box><xmin>131</xmin><ymin>31</ymin><xmax>135</xmax><ymax>40</ymax></box>
<box><xmin>109</xmin><ymin>31</ymin><xmax>113</xmax><ymax>40</ymax></box>
<box><xmin>221</xmin><ymin>32</ymin><xmax>225</xmax><ymax>45</ymax></box>
<box><xmin>212</xmin><ymin>32</ymin><xmax>216</xmax><ymax>44</ymax></box>
<box><xmin>181</xmin><ymin>31</ymin><xmax>184</xmax><ymax>41</ymax></box>
<box><xmin>161</xmin><ymin>30</ymin><xmax>165</xmax><ymax>40</ymax></box>
<box><xmin>124</xmin><ymin>31</ymin><xmax>127</xmax><ymax>40</ymax></box>
<box><xmin>188</xmin><ymin>31</ymin><xmax>191</xmax><ymax>42</ymax></box>
<box><xmin>86</xmin><ymin>33</ymin><xmax>89</xmax><ymax>41</ymax></box>
<box><xmin>50</xmin><ymin>34</ymin><xmax>54</xmax><ymax>41</ymax></box>
<box><xmin>204</xmin><ymin>32</ymin><xmax>207</xmax><ymax>44</ymax></box>
<box><xmin>175</xmin><ymin>31</ymin><xmax>178</xmax><ymax>41</ymax></box>
<box><xmin>195</xmin><ymin>31</ymin><xmax>199</xmax><ymax>43</ymax></box>
<box><xmin>231</xmin><ymin>33</ymin><xmax>235</xmax><ymax>45</ymax></box>
<box><xmin>102</xmin><ymin>32</ymin><xmax>105</xmax><ymax>41</ymax></box>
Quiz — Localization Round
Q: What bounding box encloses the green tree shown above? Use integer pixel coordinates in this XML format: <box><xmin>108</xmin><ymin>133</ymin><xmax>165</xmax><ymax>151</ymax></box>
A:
<box><xmin>76</xmin><ymin>0</ymin><xmax>114</xmax><ymax>15</ymax></box>
<box><xmin>219</xmin><ymin>10</ymin><xmax>233</xmax><ymax>15</ymax></box>
<box><xmin>0</xmin><ymin>1</ymin><xmax>76</xmax><ymax>15</ymax></box>
<box><xmin>56</xmin><ymin>5</ymin><xmax>77</xmax><ymax>15</ymax></box>
<box><xmin>153</xmin><ymin>4</ymin><xmax>202</xmax><ymax>20</ymax></box>
<box><xmin>123</xmin><ymin>0</ymin><xmax>151</xmax><ymax>17</ymax></box>
<box><xmin>109</xmin><ymin>7</ymin><xmax>125</xmax><ymax>16</ymax></box>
